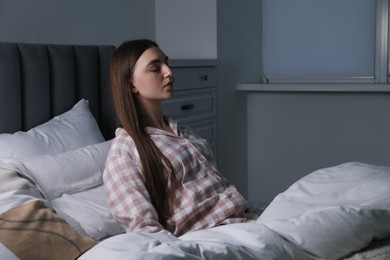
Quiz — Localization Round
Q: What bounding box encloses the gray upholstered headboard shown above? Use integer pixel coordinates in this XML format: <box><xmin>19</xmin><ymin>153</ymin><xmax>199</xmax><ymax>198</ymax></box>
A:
<box><xmin>0</xmin><ymin>42</ymin><xmax>117</xmax><ymax>140</ymax></box>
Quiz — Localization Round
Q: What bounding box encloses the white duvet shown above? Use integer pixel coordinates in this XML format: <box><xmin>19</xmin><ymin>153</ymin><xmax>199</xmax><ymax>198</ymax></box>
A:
<box><xmin>79</xmin><ymin>162</ymin><xmax>390</xmax><ymax>260</ymax></box>
<box><xmin>79</xmin><ymin>223</ymin><xmax>312</xmax><ymax>260</ymax></box>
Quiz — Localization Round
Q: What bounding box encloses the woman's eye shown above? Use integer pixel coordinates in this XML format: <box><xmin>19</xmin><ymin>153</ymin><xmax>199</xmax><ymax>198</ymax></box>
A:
<box><xmin>150</xmin><ymin>67</ymin><xmax>160</xmax><ymax>72</ymax></box>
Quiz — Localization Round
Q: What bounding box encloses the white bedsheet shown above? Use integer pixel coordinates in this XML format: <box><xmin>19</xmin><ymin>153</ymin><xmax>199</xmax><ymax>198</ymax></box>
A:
<box><xmin>79</xmin><ymin>162</ymin><xmax>390</xmax><ymax>260</ymax></box>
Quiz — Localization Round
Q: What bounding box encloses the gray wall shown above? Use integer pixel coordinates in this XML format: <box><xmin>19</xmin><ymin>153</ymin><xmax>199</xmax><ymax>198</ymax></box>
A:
<box><xmin>216</xmin><ymin>1</ymin><xmax>263</xmax><ymax>196</ymax></box>
<box><xmin>0</xmin><ymin>0</ymin><xmax>155</xmax><ymax>46</ymax></box>
<box><xmin>155</xmin><ymin>0</ymin><xmax>217</xmax><ymax>59</ymax></box>
<box><xmin>248</xmin><ymin>92</ymin><xmax>390</xmax><ymax>204</ymax></box>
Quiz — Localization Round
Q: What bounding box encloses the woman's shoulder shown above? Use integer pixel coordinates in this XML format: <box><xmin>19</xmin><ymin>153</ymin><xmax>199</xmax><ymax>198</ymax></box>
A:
<box><xmin>115</xmin><ymin>127</ymin><xmax>131</xmax><ymax>138</ymax></box>
<box><xmin>113</xmin><ymin>127</ymin><xmax>134</xmax><ymax>142</ymax></box>
<box><xmin>109</xmin><ymin>128</ymin><xmax>137</xmax><ymax>155</ymax></box>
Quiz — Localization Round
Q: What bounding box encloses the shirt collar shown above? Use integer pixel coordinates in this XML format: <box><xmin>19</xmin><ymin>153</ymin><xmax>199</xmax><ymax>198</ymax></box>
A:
<box><xmin>145</xmin><ymin>117</ymin><xmax>178</xmax><ymax>135</ymax></box>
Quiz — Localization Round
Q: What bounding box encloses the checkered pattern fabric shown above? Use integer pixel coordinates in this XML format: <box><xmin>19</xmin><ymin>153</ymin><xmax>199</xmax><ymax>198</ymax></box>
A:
<box><xmin>103</xmin><ymin>118</ymin><xmax>258</xmax><ymax>236</ymax></box>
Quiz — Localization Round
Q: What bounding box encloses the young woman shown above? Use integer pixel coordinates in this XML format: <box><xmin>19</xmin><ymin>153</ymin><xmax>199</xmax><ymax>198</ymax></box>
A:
<box><xmin>103</xmin><ymin>39</ymin><xmax>259</xmax><ymax>237</ymax></box>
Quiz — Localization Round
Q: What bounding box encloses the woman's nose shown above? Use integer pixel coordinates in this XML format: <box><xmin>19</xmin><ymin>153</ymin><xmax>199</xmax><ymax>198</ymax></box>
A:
<box><xmin>163</xmin><ymin>64</ymin><xmax>173</xmax><ymax>78</ymax></box>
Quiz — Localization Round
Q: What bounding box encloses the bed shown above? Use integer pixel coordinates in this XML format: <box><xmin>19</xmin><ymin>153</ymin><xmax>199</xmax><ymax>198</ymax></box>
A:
<box><xmin>1</xmin><ymin>42</ymin><xmax>390</xmax><ymax>260</ymax></box>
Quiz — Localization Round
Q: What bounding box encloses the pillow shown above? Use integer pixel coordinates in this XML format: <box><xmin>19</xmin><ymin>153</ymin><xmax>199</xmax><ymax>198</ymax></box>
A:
<box><xmin>0</xmin><ymin>163</ymin><xmax>93</xmax><ymax>250</ymax></box>
<box><xmin>0</xmin><ymin>200</ymin><xmax>96</xmax><ymax>260</ymax></box>
<box><xmin>51</xmin><ymin>185</ymin><xmax>125</xmax><ymax>240</ymax></box>
<box><xmin>11</xmin><ymin>140</ymin><xmax>112</xmax><ymax>200</ymax></box>
<box><xmin>0</xmin><ymin>164</ymin><xmax>45</xmax><ymax>215</ymax></box>
<box><xmin>0</xmin><ymin>99</ymin><xmax>104</xmax><ymax>160</ymax></box>
<box><xmin>0</xmin><ymin>163</ymin><xmax>89</xmax><ymax>237</ymax></box>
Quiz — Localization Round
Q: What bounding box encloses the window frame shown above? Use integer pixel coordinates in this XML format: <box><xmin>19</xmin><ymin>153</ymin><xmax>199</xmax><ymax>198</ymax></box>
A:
<box><xmin>261</xmin><ymin>0</ymin><xmax>389</xmax><ymax>85</ymax></box>
<box><xmin>375</xmin><ymin>0</ymin><xmax>389</xmax><ymax>84</ymax></box>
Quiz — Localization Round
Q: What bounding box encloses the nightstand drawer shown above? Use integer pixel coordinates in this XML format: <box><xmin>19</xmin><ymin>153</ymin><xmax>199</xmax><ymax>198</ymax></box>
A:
<box><xmin>162</xmin><ymin>88</ymin><xmax>216</xmax><ymax>121</ymax></box>
<box><xmin>172</xmin><ymin>66</ymin><xmax>216</xmax><ymax>91</ymax></box>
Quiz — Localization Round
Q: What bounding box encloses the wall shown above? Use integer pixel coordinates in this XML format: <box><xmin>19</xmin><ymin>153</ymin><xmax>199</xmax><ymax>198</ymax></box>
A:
<box><xmin>216</xmin><ymin>1</ymin><xmax>263</xmax><ymax>196</ymax></box>
<box><xmin>0</xmin><ymin>0</ymin><xmax>155</xmax><ymax>46</ymax></box>
<box><xmin>247</xmin><ymin>92</ymin><xmax>390</xmax><ymax>204</ymax></box>
<box><xmin>155</xmin><ymin>0</ymin><xmax>217</xmax><ymax>59</ymax></box>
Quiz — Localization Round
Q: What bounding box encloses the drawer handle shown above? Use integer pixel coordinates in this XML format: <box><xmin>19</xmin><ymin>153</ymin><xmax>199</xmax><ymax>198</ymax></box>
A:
<box><xmin>200</xmin><ymin>74</ymin><xmax>208</xmax><ymax>81</ymax></box>
<box><xmin>181</xmin><ymin>104</ymin><xmax>194</xmax><ymax>111</ymax></box>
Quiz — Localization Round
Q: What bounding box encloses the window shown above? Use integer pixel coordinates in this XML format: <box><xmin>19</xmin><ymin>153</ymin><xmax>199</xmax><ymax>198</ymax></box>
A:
<box><xmin>262</xmin><ymin>0</ymin><xmax>389</xmax><ymax>84</ymax></box>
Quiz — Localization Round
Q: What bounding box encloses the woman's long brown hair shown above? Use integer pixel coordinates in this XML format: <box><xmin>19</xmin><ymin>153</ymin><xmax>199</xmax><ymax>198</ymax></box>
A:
<box><xmin>110</xmin><ymin>39</ymin><xmax>175</xmax><ymax>227</ymax></box>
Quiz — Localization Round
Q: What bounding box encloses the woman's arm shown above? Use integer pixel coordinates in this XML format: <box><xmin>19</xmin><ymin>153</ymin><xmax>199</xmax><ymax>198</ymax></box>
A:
<box><xmin>103</xmin><ymin>153</ymin><xmax>171</xmax><ymax>235</ymax></box>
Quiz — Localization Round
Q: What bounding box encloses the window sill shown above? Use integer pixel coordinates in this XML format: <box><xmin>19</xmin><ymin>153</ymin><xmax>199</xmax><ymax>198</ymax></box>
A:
<box><xmin>236</xmin><ymin>83</ymin><xmax>390</xmax><ymax>92</ymax></box>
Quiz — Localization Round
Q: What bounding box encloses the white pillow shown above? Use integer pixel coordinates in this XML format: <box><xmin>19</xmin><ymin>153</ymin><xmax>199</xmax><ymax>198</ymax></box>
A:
<box><xmin>0</xmin><ymin>164</ymin><xmax>91</xmax><ymax>239</ymax></box>
<box><xmin>0</xmin><ymin>99</ymin><xmax>104</xmax><ymax>160</ymax></box>
<box><xmin>51</xmin><ymin>185</ymin><xmax>125</xmax><ymax>240</ymax></box>
<box><xmin>12</xmin><ymin>140</ymin><xmax>112</xmax><ymax>200</ymax></box>
<box><xmin>0</xmin><ymin>164</ymin><xmax>46</xmax><ymax>215</ymax></box>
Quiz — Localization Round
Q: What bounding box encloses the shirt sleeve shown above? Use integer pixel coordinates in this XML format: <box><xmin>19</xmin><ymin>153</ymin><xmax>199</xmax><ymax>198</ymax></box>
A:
<box><xmin>103</xmin><ymin>144</ymin><xmax>171</xmax><ymax>235</ymax></box>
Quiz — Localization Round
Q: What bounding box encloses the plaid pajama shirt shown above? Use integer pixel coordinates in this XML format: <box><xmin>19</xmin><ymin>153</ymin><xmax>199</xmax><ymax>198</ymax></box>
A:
<box><xmin>103</xmin><ymin>118</ymin><xmax>259</xmax><ymax>236</ymax></box>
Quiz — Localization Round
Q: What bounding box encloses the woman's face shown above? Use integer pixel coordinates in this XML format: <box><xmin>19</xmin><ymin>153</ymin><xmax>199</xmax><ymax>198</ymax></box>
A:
<box><xmin>131</xmin><ymin>47</ymin><xmax>174</xmax><ymax>103</ymax></box>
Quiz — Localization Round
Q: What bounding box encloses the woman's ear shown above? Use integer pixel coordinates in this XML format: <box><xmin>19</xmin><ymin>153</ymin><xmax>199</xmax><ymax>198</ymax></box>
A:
<box><xmin>130</xmin><ymin>81</ymin><xmax>138</xmax><ymax>93</ymax></box>
<box><xmin>131</xmin><ymin>86</ymin><xmax>138</xmax><ymax>93</ymax></box>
